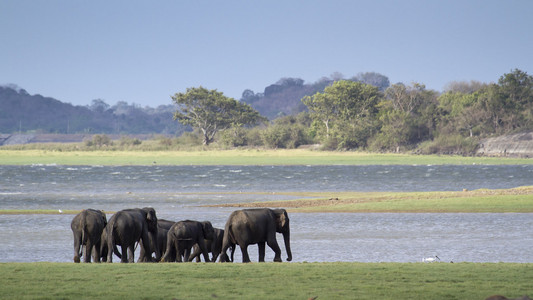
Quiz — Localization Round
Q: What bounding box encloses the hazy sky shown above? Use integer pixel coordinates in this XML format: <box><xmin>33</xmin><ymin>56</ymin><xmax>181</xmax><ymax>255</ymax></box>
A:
<box><xmin>1</xmin><ymin>1</ymin><xmax>532</xmax><ymax>107</ymax></box>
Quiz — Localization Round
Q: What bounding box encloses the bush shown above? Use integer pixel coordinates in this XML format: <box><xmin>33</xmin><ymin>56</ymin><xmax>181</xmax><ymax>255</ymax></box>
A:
<box><xmin>260</xmin><ymin>122</ymin><xmax>311</xmax><ymax>149</ymax></box>
<box><xmin>84</xmin><ymin>134</ymin><xmax>112</xmax><ymax>148</ymax></box>
<box><xmin>119</xmin><ymin>136</ymin><xmax>142</xmax><ymax>146</ymax></box>
<box><xmin>417</xmin><ymin>134</ymin><xmax>479</xmax><ymax>155</ymax></box>
<box><xmin>220</xmin><ymin>127</ymin><xmax>248</xmax><ymax>147</ymax></box>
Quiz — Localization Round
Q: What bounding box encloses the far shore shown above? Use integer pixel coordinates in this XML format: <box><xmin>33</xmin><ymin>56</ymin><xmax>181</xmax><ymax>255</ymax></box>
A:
<box><xmin>0</xmin><ymin>148</ymin><xmax>531</xmax><ymax>166</ymax></box>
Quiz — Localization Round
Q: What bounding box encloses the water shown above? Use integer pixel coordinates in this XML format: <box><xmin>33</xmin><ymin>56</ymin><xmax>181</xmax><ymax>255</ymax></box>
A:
<box><xmin>1</xmin><ymin>164</ymin><xmax>532</xmax><ymax>263</ymax></box>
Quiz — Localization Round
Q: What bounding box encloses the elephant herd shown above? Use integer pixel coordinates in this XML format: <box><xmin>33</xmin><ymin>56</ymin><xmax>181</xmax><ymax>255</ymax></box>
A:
<box><xmin>70</xmin><ymin>207</ymin><xmax>292</xmax><ymax>264</ymax></box>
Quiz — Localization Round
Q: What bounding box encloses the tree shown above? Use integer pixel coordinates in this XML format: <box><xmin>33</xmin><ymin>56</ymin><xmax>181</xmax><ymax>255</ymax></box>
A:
<box><xmin>89</xmin><ymin>99</ymin><xmax>110</xmax><ymax>113</ymax></box>
<box><xmin>302</xmin><ymin>80</ymin><xmax>382</xmax><ymax>149</ymax></box>
<box><xmin>172</xmin><ymin>87</ymin><xmax>265</xmax><ymax>145</ymax></box>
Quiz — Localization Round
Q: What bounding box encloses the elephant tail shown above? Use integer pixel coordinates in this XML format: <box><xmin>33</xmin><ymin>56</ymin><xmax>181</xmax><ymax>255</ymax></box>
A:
<box><xmin>80</xmin><ymin>212</ymin><xmax>88</xmax><ymax>257</ymax></box>
<box><xmin>105</xmin><ymin>216</ymin><xmax>117</xmax><ymax>261</ymax></box>
<box><xmin>220</xmin><ymin>223</ymin><xmax>235</xmax><ymax>262</ymax></box>
<box><xmin>226</xmin><ymin>224</ymin><xmax>236</xmax><ymax>245</ymax></box>
<box><xmin>113</xmin><ymin>245</ymin><xmax>122</xmax><ymax>259</ymax></box>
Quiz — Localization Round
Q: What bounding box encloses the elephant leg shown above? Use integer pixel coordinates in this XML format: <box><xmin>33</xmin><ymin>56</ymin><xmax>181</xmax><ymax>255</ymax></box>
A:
<box><xmin>258</xmin><ymin>242</ymin><xmax>266</xmax><ymax>262</ymax></box>
<box><xmin>197</xmin><ymin>240</ymin><xmax>211</xmax><ymax>263</ymax></box>
<box><xmin>106</xmin><ymin>246</ymin><xmax>113</xmax><ymax>263</ymax></box>
<box><xmin>93</xmin><ymin>241</ymin><xmax>101</xmax><ymax>263</ymax></box>
<box><xmin>120</xmin><ymin>245</ymin><xmax>128</xmax><ymax>263</ymax></box>
<box><xmin>73</xmin><ymin>237</ymin><xmax>82</xmax><ymax>263</ymax></box>
<box><xmin>188</xmin><ymin>245</ymin><xmax>200</xmax><ymax>262</ymax></box>
<box><xmin>240</xmin><ymin>244</ymin><xmax>251</xmax><ymax>263</ymax></box>
<box><xmin>171</xmin><ymin>239</ymin><xmax>179</xmax><ymax>262</ymax></box>
<box><xmin>176</xmin><ymin>242</ymin><xmax>184</xmax><ymax>262</ymax></box>
<box><xmin>184</xmin><ymin>247</ymin><xmax>191</xmax><ymax>262</ymax></box>
<box><xmin>127</xmin><ymin>245</ymin><xmax>135</xmax><ymax>263</ymax></box>
<box><xmin>84</xmin><ymin>241</ymin><xmax>94</xmax><ymax>263</ymax></box>
<box><xmin>266</xmin><ymin>237</ymin><xmax>282</xmax><ymax>262</ymax></box>
<box><xmin>230</xmin><ymin>245</ymin><xmax>235</xmax><ymax>262</ymax></box>
<box><xmin>139</xmin><ymin>244</ymin><xmax>146</xmax><ymax>262</ymax></box>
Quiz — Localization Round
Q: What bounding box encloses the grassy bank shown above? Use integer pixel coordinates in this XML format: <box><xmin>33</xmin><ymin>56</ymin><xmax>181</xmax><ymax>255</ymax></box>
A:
<box><xmin>1</xmin><ymin>187</ymin><xmax>532</xmax><ymax>215</ymax></box>
<box><xmin>214</xmin><ymin>186</ymin><xmax>533</xmax><ymax>213</ymax></box>
<box><xmin>0</xmin><ymin>149</ymin><xmax>532</xmax><ymax>165</ymax></box>
<box><xmin>1</xmin><ymin>262</ymin><xmax>531</xmax><ymax>299</ymax></box>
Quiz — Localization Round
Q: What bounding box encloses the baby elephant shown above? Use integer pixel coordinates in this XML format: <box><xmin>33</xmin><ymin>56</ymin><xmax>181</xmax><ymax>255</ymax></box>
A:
<box><xmin>161</xmin><ymin>220</ymin><xmax>215</xmax><ymax>262</ymax></box>
<box><xmin>188</xmin><ymin>228</ymin><xmax>235</xmax><ymax>262</ymax></box>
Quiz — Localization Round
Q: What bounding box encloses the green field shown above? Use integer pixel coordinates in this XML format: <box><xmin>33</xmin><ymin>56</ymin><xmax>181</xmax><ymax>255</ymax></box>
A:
<box><xmin>0</xmin><ymin>149</ymin><xmax>531</xmax><ymax>165</ymax></box>
<box><xmin>213</xmin><ymin>186</ymin><xmax>533</xmax><ymax>213</ymax></box>
<box><xmin>1</xmin><ymin>262</ymin><xmax>532</xmax><ymax>299</ymax></box>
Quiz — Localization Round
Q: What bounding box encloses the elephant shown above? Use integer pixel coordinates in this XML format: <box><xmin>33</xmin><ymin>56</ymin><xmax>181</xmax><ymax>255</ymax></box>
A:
<box><xmin>188</xmin><ymin>228</ymin><xmax>235</xmax><ymax>262</ymax></box>
<box><xmin>145</xmin><ymin>219</ymin><xmax>175</xmax><ymax>262</ymax></box>
<box><xmin>71</xmin><ymin>209</ymin><xmax>107</xmax><ymax>263</ymax></box>
<box><xmin>161</xmin><ymin>220</ymin><xmax>215</xmax><ymax>262</ymax></box>
<box><xmin>105</xmin><ymin>207</ymin><xmax>158</xmax><ymax>263</ymax></box>
<box><xmin>100</xmin><ymin>227</ymin><xmax>120</xmax><ymax>262</ymax></box>
<box><xmin>220</xmin><ymin>208</ymin><xmax>292</xmax><ymax>263</ymax></box>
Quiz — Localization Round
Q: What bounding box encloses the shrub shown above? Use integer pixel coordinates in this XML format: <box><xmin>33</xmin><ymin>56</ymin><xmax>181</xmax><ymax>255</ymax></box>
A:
<box><xmin>417</xmin><ymin>134</ymin><xmax>479</xmax><ymax>155</ymax></box>
<box><xmin>84</xmin><ymin>134</ymin><xmax>112</xmax><ymax>148</ymax></box>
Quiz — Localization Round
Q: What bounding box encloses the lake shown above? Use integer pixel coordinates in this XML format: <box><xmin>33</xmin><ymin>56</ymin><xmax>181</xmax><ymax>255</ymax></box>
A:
<box><xmin>1</xmin><ymin>164</ymin><xmax>532</xmax><ymax>263</ymax></box>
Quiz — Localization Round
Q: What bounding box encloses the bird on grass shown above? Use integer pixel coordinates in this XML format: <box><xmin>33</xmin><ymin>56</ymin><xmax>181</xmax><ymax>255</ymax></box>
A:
<box><xmin>422</xmin><ymin>255</ymin><xmax>440</xmax><ymax>262</ymax></box>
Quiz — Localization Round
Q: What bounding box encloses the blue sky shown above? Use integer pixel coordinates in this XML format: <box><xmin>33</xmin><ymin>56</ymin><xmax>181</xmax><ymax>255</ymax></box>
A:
<box><xmin>1</xmin><ymin>1</ymin><xmax>532</xmax><ymax>107</ymax></box>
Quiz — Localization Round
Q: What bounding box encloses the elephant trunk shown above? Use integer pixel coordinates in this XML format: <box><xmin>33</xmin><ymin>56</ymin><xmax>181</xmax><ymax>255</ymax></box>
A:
<box><xmin>283</xmin><ymin>229</ymin><xmax>292</xmax><ymax>262</ymax></box>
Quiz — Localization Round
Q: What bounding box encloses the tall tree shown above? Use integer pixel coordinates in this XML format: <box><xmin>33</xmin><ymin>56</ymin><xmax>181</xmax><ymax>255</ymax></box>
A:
<box><xmin>302</xmin><ymin>80</ymin><xmax>381</xmax><ymax>149</ymax></box>
<box><xmin>172</xmin><ymin>87</ymin><xmax>264</xmax><ymax>145</ymax></box>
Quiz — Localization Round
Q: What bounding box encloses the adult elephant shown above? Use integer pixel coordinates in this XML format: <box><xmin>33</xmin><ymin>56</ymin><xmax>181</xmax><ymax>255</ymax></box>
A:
<box><xmin>71</xmin><ymin>209</ymin><xmax>107</xmax><ymax>263</ymax></box>
<box><xmin>105</xmin><ymin>207</ymin><xmax>158</xmax><ymax>263</ymax></box>
<box><xmin>188</xmin><ymin>228</ymin><xmax>234</xmax><ymax>262</ymax></box>
<box><xmin>220</xmin><ymin>208</ymin><xmax>292</xmax><ymax>263</ymax></box>
<box><xmin>161</xmin><ymin>220</ymin><xmax>214</xmax><ymax>262</ymax></box>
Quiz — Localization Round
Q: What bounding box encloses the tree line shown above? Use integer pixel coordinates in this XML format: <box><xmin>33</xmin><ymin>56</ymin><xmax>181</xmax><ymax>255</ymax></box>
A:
<box><xmin>2</xmin><ymin>69</ymin><xmax>531</xmax><ymax>154</ymax></box>
<box><xmin>175</xmin><ymin>69</ymin><xmax>532</xmax><ymax>154</ymax></box>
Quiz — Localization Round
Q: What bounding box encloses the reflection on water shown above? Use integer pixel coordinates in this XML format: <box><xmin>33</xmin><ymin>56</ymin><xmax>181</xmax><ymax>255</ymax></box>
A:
<box><xmin>1</xmin><ymin>165</ymin><xmax>532</xmax><ymax>263</ymax></box>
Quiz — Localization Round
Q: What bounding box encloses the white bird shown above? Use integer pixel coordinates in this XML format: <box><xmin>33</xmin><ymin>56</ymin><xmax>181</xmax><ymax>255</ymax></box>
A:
<box><xmin>423</xmin><ymin>255</ymin><xmax>440</xmax><ymax>263</ymax></box>
<box><xmin>58</xmin><ymin>209</ymin><xmax>63</xmax><ymax>214</ymax></box>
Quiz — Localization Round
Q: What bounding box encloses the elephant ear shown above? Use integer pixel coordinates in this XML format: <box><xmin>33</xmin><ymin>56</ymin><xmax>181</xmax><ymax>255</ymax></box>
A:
<box><xmin>275</xmin><ymin>209</ymin><xmax>287</xmax><ymax>232</ymax></box>
<box><xmin>143</xmin><ymin>208</ymin><xmax>158</xmax><ymax>231</ymax></box>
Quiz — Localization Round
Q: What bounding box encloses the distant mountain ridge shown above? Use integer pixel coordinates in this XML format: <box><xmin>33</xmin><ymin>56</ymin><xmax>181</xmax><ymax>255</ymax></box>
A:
<box><xmin>0</xmin><ymin>85</ymin><xmax>184</xmax><ymax>135</ymax></box>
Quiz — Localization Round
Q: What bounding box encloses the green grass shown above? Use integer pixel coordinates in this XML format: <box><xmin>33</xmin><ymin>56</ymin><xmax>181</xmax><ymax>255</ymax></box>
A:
<box><xmin>0</xmin><ymin>149</ymin><xmax>531</xmax><ymax>165</ymax></box>
<box><xmin>213</xmin><ymin>186</ymin><xmax>533</xmax><ymax>213</ymax></box>
<box><xmin>0</xmin><ymin>262</ymin><xmax>531</xmax><ymax>299</ymax></box>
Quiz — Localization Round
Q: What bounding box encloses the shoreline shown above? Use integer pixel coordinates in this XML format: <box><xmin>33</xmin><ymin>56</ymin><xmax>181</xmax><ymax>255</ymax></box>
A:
<box><xmin>1</xmin><ymin>149</ymin><xmax>532</xmax><ymax>166</ymax></box>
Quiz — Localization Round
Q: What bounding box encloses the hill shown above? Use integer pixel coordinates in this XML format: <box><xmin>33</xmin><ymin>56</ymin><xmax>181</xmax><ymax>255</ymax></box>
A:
<box><xmin>240</xmin><ymin>72</ymin><xmax>390</xmax><ymax>119</ymax></box>
<box><xmin>0</xmin><ymin>85</ymin><xmax>186</xmax><ymax>135</ymax></box>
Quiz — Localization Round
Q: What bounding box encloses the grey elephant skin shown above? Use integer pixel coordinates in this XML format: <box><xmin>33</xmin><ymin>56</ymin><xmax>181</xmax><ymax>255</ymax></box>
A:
<box><xmin>161</xmin><ymin>220</ymin><xmax>215</xmax><ymax>262</ymax></box>
<box><xmin>71</xmin><ymin>209</ymin><xmax>107</xmax><ymax>263</ymax></box>
<box><xmin>220</xmin><ymin>208</ymin><xmax>292</xmax><ymax>263</ymax></box>
<box><xmin>150</xmin><ymin>219</ymin><xmax>175</xmax><ymax>262</ymax></box>
<box><xmin>105</xmin><ymin>207</ymin><xmax>158</xmax><ymax>263</ymax></box>
<box><xmin>189</xmin><ymin>227</ymin><xmax>234</xmax><ymax>262</ymax></box>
